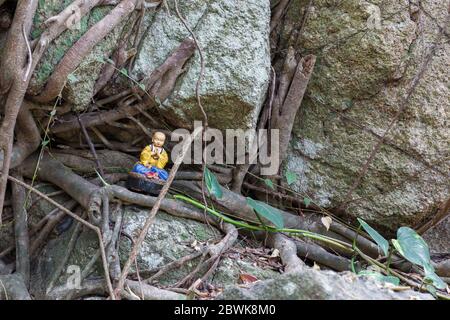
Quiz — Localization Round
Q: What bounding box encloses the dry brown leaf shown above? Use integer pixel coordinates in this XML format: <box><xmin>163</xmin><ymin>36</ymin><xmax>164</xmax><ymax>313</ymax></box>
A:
<box><xmin>239</xmin><ymin>273</ymin><xmax>258</xmax><ymax>284</ymax></box>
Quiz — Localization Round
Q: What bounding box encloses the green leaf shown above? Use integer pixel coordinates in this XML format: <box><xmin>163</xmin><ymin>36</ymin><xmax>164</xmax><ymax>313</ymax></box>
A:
<box><xmin>396</xmin><ymin>227</ymin><xmax>431</xmax><ymax>267</ymax></box>
<box><xmin>120</xmin><ymin>68</ymin><xmax>128</xmax><ymax>76</ymax></box>
<box><xmin>424</xmin><ymin>264</ymin><xmax>447</xmax><ymax>290</ymax></box>
<box><xmin>357</xmin><ymin>218</ymin><xmax>389</xmax><ymax>256</ymax></box>
<box><xmin>358</xmin><ymin>270</ymin><xmax>400</xmax><ymax>286</ymax></box>
<box><xmin>67</xmin><ymin>73</ymin><xmax>78</xmax><ymax>82</ymax></box>
<box><xmin>395</xmin><ymin>227</ymin><xmax>447</xmax><ymax>289</ymax></box>
<box><xmin>391</xmin><ymin>239</ymin><xmax>403</xmax><ymax>255</ymax></box>
<box><xmin>138</xmin><ymin>83</ymin><xmax>146</xmax><ymax>91</ymax></box>
<box><xmin>285</xmin><ymin>170</ymin><xmax>298</xmax><ymax>185</ymax></box>
<box><xmin>42</xmin><ymin>139</ymin><xmax>50</xmax><ymax>147</ymax></box>
<box><xmin>303</xmin><ymin>197</ymin><xmax>311</xmax><ymax>207</ymax></box>
<box><xmin>246</xmin><ymin>198</ymin><xmax>284</xmax><ymax>229</ymax></box>
<box><xmin>204</xmin><ymin>167</ymin><xmax>223</xmax><ymax>199</ymax></box>
<box><xmin>264</xmin><ymin>179</ymin><xmax>275</xmax><ymax>190</ymax></box>
<box><xmin>106</xmin><ymin>58</ymin><xmax>114</xmax><ymax>64</ymax></box>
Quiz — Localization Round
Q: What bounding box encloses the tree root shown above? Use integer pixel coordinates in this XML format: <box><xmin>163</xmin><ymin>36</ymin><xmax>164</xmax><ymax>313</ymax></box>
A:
<box><xmin>10</xmin><ymin>173</ymin><xmax>30</xmax><ymax>287</ymax></box>
<box><xmin>173</xmin><ymin>180</ymin><xmax>380</xmax><ymax>258</ymax></box>
<box><xmin>293</xmin><ymin>238</ymin><xmax>353</xmax><ymax>272</ymax></box>
<box><xmin>125</xmin><ymin>280</ymin><xmax>185</xmax><ymax>300</ymax></box>
<box><xmin>32</xmin><ymin>0</ymin><xmax>138</xmax><ymax>103</ymax></box>
<box><xmin>0</xmin><ymin>0</ymin><xmax>39</xmax><ymax>223</ymax></box>
<box><xmin>49</xmin><ymin>37</ymin><xmax>196</xmax><ymax>134</ymax></box>
<box><xmin>267</xmin><ymin>233</ymin><xmax>304</xmax><ymax>273</ymax></box>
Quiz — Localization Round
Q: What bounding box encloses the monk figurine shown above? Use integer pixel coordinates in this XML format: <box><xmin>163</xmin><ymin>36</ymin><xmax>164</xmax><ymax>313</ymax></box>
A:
<box><xmin>131</xmin><ymin>131</ymin><xmax>169</xmax><ymax>181</ymax></box>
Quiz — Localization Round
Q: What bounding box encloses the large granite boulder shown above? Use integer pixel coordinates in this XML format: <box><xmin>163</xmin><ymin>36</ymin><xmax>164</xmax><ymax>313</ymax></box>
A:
<box><xmin>132</xmin><ymin>0</ymin><xmax>271</xmax><ymax>130</ymax></box>
<box><xmin>27</xmin><ymin>0</ymin><xmax>271</xmax><ymax>130</ymax></box>
<box><xmin>281</xmin><ymin>0</ymin><xmax>450</xmax><ymax>233</ymax></box>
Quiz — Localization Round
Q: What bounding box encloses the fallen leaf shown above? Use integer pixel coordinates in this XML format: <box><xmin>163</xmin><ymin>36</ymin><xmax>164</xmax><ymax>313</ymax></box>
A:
<box><xmin>239</xmin><ymin>274</ymin><xmax>258</xmax><ymax>284</ymax></box>
<box><xmin>321</xmin><ymin>216</ymin><xmax>332</xmax><ymax>231</ymax></box>
<box><xmin>270</xmin><ymin>249</ymin><xmax>280</xmax><ymax>258</ymax></box>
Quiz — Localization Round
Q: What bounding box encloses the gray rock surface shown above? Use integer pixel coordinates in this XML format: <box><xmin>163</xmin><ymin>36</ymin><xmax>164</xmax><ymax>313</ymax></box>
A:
<box><xmin>31</xmin><ymin>206</ymin><xmax>278</xmax><ymax>295</ymax></box>
<box><xmin>218</xmin><ymin>269</ymin><xmax>434</xmax><ymax>300</ymax></box>
<box><xmin>133</xmin><ymin>0</ymin><xmax>271</xmax><ymax>131</ymax></box>
<box><xmin>281</xmin><ymin>0</ymin><xmax>450</xmax><ymax>232</ymax></box>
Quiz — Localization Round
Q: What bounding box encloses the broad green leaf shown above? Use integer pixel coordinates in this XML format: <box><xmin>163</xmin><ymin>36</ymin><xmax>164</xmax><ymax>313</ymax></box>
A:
<box><xmin>358</xmin><ymin>270</ymin><xmax>400</xmax><ymax>286</ymax></box>
<box><xmin>246</xmin><ymin>197</ymin><xmax>284</xmax><ymax>229</ymax></box>
<box><xmin>396</xmin><ymin>227</ymin><xmax>447</xmax><ymax>289</ymax></box>
<box><xmin>357</xmin><ymin>218</ymin><xmax>389</xmax><ymax>256</ymax></box>
<box><xmin>303</xmin><ymin>197</ymin><xmax>311</xmax><ymax>207</ymax></box>
<box><xmin>285</xmin><ymin>170</ymin><xmax>298</xmax><ymax>185</ymax></box>
<box><xmin>204</xmin><ymin>167</ymin><xmax>223</xmax><ymax>199</ymax></box>
<box><xmin>264</xmin><ymin>178</ymin><xmax>275</xmax><ymax>190</ymax></box>
<box><xmin>396</xmin><ymin>227</ymin><xmax>431</xmax><ymax>267</ymax></box>
<box><xmin>424</xmin><ymin>264</ymin><xmax>447</xmax><ymax>290</ymax></box>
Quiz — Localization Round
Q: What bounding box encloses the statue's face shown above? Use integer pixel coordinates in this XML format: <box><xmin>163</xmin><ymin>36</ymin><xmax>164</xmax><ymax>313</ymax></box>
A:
<box><xmin>152</xmin><ymin>132</ymin><xmax>166</xmax><ymax>147</ymax></box>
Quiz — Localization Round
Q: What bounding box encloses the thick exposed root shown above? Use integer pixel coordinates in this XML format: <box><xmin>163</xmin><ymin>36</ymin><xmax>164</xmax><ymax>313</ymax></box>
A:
<box><xmin>173</xmin><ymin>180</ymin><xmax>380</xmax><ymax>258</ymax></box>
<box><xmin>10</xmin><ymin>173</ymin><xmax>30</xmax><ymax>286</ymax></box>
<box><xmin>267</xmin><ymin>233</ymin><xmax>304</xmax><ymax>273</ymax></box>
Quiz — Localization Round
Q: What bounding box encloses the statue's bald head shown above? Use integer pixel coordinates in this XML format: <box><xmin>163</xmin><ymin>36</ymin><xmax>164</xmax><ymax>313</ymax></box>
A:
<box><xmin>152</xmin><ymin>131</ymin><xmax>166</xmax><ymax>147</ymax></box>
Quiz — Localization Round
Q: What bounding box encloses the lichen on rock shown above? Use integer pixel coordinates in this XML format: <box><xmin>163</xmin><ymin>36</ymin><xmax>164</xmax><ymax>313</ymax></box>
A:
<box><xmin>281</xmin><ymin>0</ymin><xmax>450</xmax><ymax>232</ymax></box>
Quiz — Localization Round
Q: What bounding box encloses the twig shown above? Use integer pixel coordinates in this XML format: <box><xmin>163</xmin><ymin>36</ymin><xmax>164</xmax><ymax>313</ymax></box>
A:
<box><xmin>77</xmin><ymin>116</ymin><xmax>106</xmax><ymax>180</ymax></box>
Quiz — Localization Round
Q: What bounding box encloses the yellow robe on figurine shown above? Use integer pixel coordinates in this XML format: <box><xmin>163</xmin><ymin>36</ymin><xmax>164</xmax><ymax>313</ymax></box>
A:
<box><xmin>139</xmin><ymin>144</ymin><xmax>169</xmax><ymax>169</ymax></box>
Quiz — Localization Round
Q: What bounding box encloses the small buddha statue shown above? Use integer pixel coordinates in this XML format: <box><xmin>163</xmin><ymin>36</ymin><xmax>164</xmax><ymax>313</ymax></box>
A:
<box><xmin>131</xmin><ymin>131</ymin><xmax>169</xmax><ymax>181</ymax></box>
